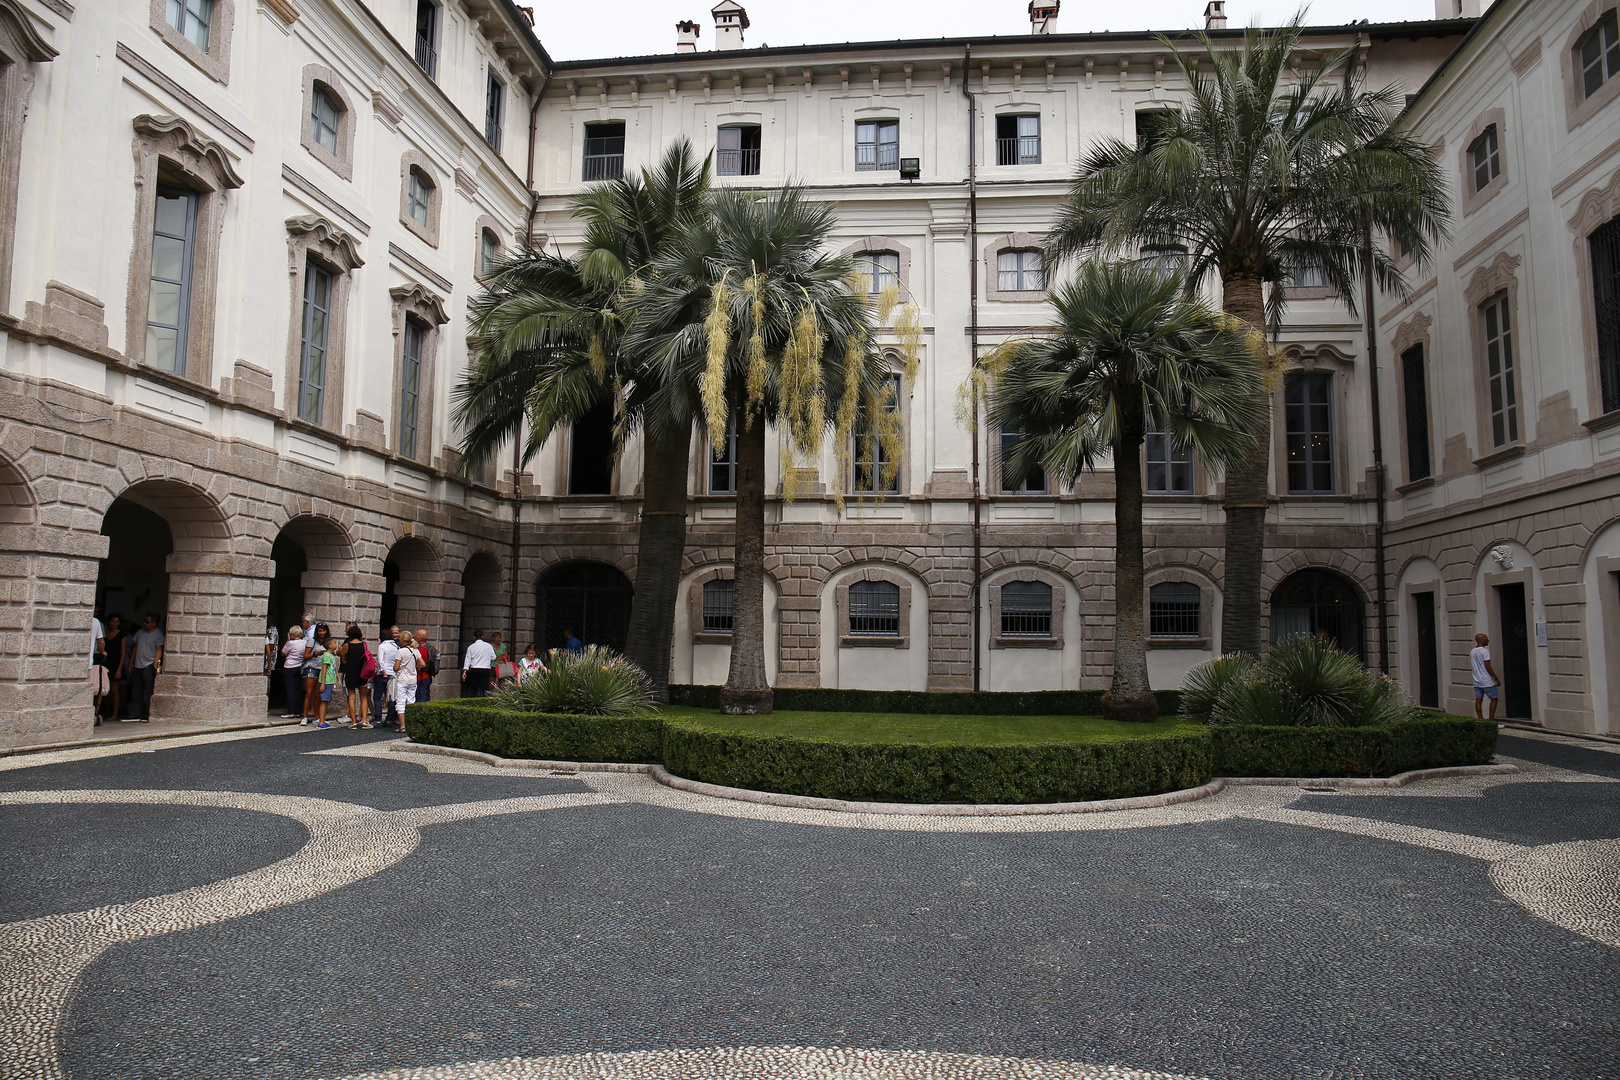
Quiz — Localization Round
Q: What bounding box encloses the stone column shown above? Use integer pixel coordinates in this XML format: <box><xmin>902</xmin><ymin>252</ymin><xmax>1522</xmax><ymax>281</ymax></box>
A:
<box><xmin>149</xmin><ymin>551</ymin><xmax>269</xmax><ymax>723</ymax></box>
<box><xmin>0</xmin><ymin>526</ymin><xmax>107</xmax><ymax>748</ymax></box>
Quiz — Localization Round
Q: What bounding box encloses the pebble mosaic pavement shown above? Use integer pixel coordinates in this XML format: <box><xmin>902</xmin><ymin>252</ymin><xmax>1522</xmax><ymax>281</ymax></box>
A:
<box><xmin>0</xmin><ymin>725</ymin><xmax>1616</xmax><ymax>1080</ymax></box>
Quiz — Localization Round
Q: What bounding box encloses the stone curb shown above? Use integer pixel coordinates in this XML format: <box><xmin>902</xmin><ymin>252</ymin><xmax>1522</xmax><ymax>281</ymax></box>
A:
<box><xmin>393</xmin><ymin>741</ymin><xmax>1518</xmax><ymax>817</ymax></box>
<box><xmin>0</xmin><ymin>718</ymin><xmax>306</xmax><ymax>758</ymax></box>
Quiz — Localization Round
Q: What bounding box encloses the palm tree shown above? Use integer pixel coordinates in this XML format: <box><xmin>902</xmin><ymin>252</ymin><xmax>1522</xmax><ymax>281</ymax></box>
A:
<box><xmin>1044</xmin><ymin>16</ymin><xmax>1449</xmax><ymax>658</ymax></box>
<box><xmin>454</xmin><ymin>140</ymin><xmax>712</xmax><ymax>701</ymax></box>
<box><xmin>990</xmin><ymin>259</ymin><xmax>1265</xmax><ymax>722</ymax></box>
<box><xmin>630</xmin><ymin>186</ymin><xmax>890</xmax><ymax>714</ymax></box>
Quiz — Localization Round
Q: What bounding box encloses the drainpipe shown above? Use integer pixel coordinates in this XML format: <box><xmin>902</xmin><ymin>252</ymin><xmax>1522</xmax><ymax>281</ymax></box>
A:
<box><xmin>511</xmin><ymin>70</ymin><xmax>550</xmax><ymax>645</ymax></box>
<box><xmin>962</xmin><ymin>45</ymin><xmax>982</xmax><ymax>692</ymax></box>
<box><xmin>523</xmin><ymin>70</ymin><xmax>551</xmax><ymax>252</ymax></box>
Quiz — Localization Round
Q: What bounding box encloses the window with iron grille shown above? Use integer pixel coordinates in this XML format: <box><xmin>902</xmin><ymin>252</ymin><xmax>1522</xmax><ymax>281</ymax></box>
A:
<box><xmin>709</xmin><ymin>418</ymin><xmax>738</xmax><ymax>494</ymax></box>
<box><xmin>399</xmin><ymin>318</ymin><xmax>424</xmax><ymax>459</ymax></box>
<box><xmin>1470</xmin><ymin>126</ymin><xmax>1500</xmax><ymax>193</ymax></box>
<box><xmin>414</xmin><ymin>0</ymin><xmax>438</xmax><ymax>77</ymax></box>
<box><xmin>297</xmin><ymin>260</ymin><xmax>330</xmax><ymax>424</ymax></box>
<box><xmin>701</xmin><ymin>579</ymin><xmax>734</xmax><ymax>633</ymax></box>
<box><xmin>1145</xmin><ymin>419</ymin><xmax>1193</xmax><ymax>493</ymax></box>
<box><xmin>855</xmin><ymin>120</ymin><xmax>899</xmax><ymax>172</ymax></box>
<box><xmin>1481</xmin><ymin>291</ymin><xmax>1519</xmax><ymax>446</ymax></box>
<box><xmin>717</xmin><ymin>125</ymin><xmax>761</xmax><ymax>176</ymax></box>
<box><xmin>583</xmin><ymin>122</ymin><xmax>625</xmax><ymax>181</ymax></box>
<box><xmin>1000</xmin><ymin>581</ymin><xmax>1053</xmax><ymax>637</ymax></box>
<box><xmin>856</xmin><ymin>251</ymin><xmax>899</xmax><ymax>294</ymax></box>
<box><xmin>1580</xmin><ymin>10</ymin><xmax>1620</xmax><ymax>99</ymax></box>
<box><xmin>1284</xmin><ymin>372</ymin><xmax>1334</xmax><ymax>493</ymax></box>
<box><xmin>852</xmin><ymin>376</ymin><xmax>901</xmax><ymax>495</ymax></box>
<box><xmin>848</xmin><ymin>579</ymin><xmax>901</xmax><ymax>635</ymax></box>
<box><xmin>1150</xmin><ymin>582</ymin><xmax>1201</xmax><ymax>638</ymax></box>
<box><xmin>166</xmin><ymin>0</ymin><xmax>211</xmax><ymax>50</ymax></box>
<box><xmin>996</xmin><ymin>249</ymin><xmax>1043</xmax><ymax>292</ymax></box>
<box><xmin>485</xmin><ymin>73</ymin><xmax>504</xmax><ymax>152</ymax></box>
<box><xmin>310</xmin><ymin>86</ymin><xmax>340</xmax><ymax>156</ymax></box>
<box><xmin>146</xmin><ymin>185</ymin><xmax>197</xmax><ymax>375</ymax></box>
<box><xmin>406</xmin><ymin>168</ymin><xmax>432</xmax><ymax>227</ymax></box>
<box><xmin>1591</xmin><ymin>215</ymin><xmax>1620</xmax><ymax>414</ymax></box>
<box><xmin>999</xmin><ymin>427</ymin><xmax>1046</xmax><ymax>493</ymax></box>
<box><xmin>1401</xmin><ymin>344</ymin><xmax>1432</xmax><ymax>481</ymax></box>
<box><xmin>995</xmin><ymin>114</ymin><xmax>1040</xmax><ymax>165</ymax></box>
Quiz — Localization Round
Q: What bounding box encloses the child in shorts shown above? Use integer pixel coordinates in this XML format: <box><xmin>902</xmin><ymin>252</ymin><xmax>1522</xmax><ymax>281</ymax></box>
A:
<box><xmin>316</xmin><ymin>643</ymin><xmax>339</xmax><ymax>728</ymax></box>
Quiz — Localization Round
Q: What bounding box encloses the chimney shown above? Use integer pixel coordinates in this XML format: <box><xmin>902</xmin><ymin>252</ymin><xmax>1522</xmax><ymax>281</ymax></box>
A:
<box><xmin>711</xmin><ymin>0</ymin><xmax>748</xmax><ymax>51</ymax></box>
<box><xmin>1434</xmin><ymin>0</ymin><xmax>1482</xmax><ymax>15</ymax></box>
<box><xmin>1203</xmin><ymin>1</ymin><xmax>1227</xmax><ymax>29</ymax></box>
<box><xmin>676</xmin><ymin>19</ymin><xmax>700</xmax><ymax>52</ymax></box>
<box><xmin>1029</xmin><ymin>0</ymin><xmax>1059</xmax><ymax>34</ymax></box>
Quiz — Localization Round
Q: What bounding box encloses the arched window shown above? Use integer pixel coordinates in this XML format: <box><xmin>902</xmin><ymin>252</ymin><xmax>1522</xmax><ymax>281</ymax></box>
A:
<box><xmin>1270</xmin><ymin>569</ymin><xmax>1364</xmax><ymax>660</ymax></box>
<box><xmin>1149</xmin><ymin>582</ymin><xmax>1201</xmax><ymax>638</ymax></box>
<box><xmin>480</xmin><ymin>229</ymin><xmax>501</xmax><ymax>276</ymax></box>
<box><xmin>848</xmin><ymin>579</ymin><xmax>901</xmax><ymax>636</ymax></box>
<box><xmin>701</xmin><ymin>579</ymin><xmax>734</xmax><ymax>633</ymax></box>
<box><xmin>310</xmin><ymin>85</ymin><xmax>341</xmax><ymax>155</ymax></box>
<box><xmin>1469</xmin><ymin>126</ymin><xmax>1500</xmax><ymax>194</ymax></box>
<box><xmin>406</xmin><ymin>168</ymin><xmax>432</xmax><ymax>227</ymax></box>
<box><xmin>1000</xmin><ymin>580</ymin><xmax>1052</xmax><ymax>637</ymax></box>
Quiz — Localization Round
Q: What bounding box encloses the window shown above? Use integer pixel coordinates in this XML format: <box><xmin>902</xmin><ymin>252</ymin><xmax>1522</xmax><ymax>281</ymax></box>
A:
<box><xmin>1482</xmin><ymin>291</ymin><xmax>1519</xmax><ymax>447</ymax></box>
<box><xmin>848</xmin><ymin>579</ymin><xmax>901</xmax><ymax>636</ymax></box>
<box><xmin>1145</xmin><ymin>421</ymin><xmax>1194</xmax><ymax>494</ymax></box>
<box><xmin>165</xmin><ymin>0</ymin><xmax>211</xmax><ymax>50</ymax></box>
<box><xmin>855</xmin><ymin>120</ymin><xmax>899</xmax><ymax>172</ymax></box>
<box><xmin>1581</xmin><ymin>10</ymin><xmax>1620</xmax><ymax>99</ymax></box>
<box><xmin>485</xmin><ymin>73</ymin><xmax>504</xmax><ymax>151</ymax></box>
<box><xmin>399</xmin><ymin>318</ymin><xmax>424</xmax><ymax>458</ymax></box>
<box><xmin>996</xmin><ymin>114</ymin><xmax>1040</xmax><ymax>165</ymax></box>
<box><xmin>996</xmin><ymin>249</ymin><xmax>1043</xmax><ymax>292</ymax></box>
<box><xmin>709</xmin><ymin>419</ymin><xmax>738</xmax><ymax>494</ymax></box>
<box><xmin>1284</xmin><ymin>372</ymin><xmax>1334</xmax><ymax>493</ymax></box>
<box><xmin>1141</xmin><ymin>244</ymin><xmax>1188</xmax><ymax>269</ymax></box>
<box><xmin>568</xmin><ymin>398</ymin><xmax>614</xmax><ymax>494</ymax></box>
<box><xmin>999</xmin><ymin>427</ymin><xmax>1047</xmax><ymax>493</ymax></box>
<box><xmin>1135</xmin><ymin>109</ymin><xmax>1176</xmax><ymax>148</ymax></box>
<box><xmin>1470</xmin><ymin>126</ymin><xmax>1500</xmax><ymax>194</ymax></box>
<box><xmin>145</xmin><ymin>184</ymin><xmax>197</xmax><ymax>375</ymax></box>
<box><xmin>701</xmin><ymin>579</ymin><xmax>734</xmax><ymax>633</ymax></box>
<box><xmin>414</xmin><ymin>0</ymin><xmax>438</xmax><ymax>77</ymax></box>
<box><xmin>480</xmin><ymin>229</ymin><xmax>501</xmax><ymax>276</ymax></box>
<box><xmin>1592</xmin><ymin>216</ymin><xmax>1620</xmax><ymax>414</ymax></box>
<box><xmin>718</xmin><ymin>124</ymin><xmax>761</xmax><ymax>176</ymax></box>
<box><xmin>1000</xmin><ymin>581</ymin><xmax>1053</xmax><ymax>637</ymax></box>
<box><xmin>406</xmin><ymin>168</ymin><xmax>432</xmax><ymax>228</ymax></box>
<box><xmin>583</xmin><ymin>122</ymin><xmax>625</xmax><ymax>181</ymax></box>
<box><xmin>1401</xmin><ymin>344</ymin><xmax>1432</xmax><ymax>481</ymax></box>
<box><xmin>310</xmin><ymin>86</ymin><xmax>340</xmax><ymax>156</ymax></box>
<box><xmin>855</xmin><ymin>251</ymin><xmax>900</xmax><ymax>295</ymax></box>
<box><xmin>852</xmin><ymin>376</ymin><xmax>901</xmax><ymax>495</ymax></box>
<box><xmin>296</xmin><ymin>261</ymin><xmax>330</xmax><ymax>423</ymax></box>
<box><xmin>1285</xmin><ymin>262</ymin><xmax>1330</xmax><ymax>289</ymax></box>
<box><xmin>1150</xmin><ymin>582</ymin><xmax>1201</xmax><ymax>638</ymax></box>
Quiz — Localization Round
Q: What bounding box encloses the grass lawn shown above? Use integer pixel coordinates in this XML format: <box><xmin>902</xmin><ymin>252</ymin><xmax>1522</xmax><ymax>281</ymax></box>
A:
<box><xmin>661</xmin><ymin>705</ymin><xmax>1184</xmax><ymax>744</ymax></box>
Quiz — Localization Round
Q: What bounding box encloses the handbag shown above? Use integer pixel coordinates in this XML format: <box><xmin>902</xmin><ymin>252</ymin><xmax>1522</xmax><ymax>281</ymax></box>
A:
<box><xmin>494</xmin><ymin>661</ymin><xmax>518</xmax><ymax>680</ymax></box>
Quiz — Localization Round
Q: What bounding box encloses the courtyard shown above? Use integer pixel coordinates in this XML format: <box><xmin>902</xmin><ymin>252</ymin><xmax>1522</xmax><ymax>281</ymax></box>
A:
<box><xmin>0</xmin><ymin>725</ymin><xmax>1616</xmax><ymax>1079</ymax></box>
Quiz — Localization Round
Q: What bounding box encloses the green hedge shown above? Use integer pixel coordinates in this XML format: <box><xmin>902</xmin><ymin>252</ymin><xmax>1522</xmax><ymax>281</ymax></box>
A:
<box><xmin>668</xmin><ymin>684</ymin><xmax>1183</xmax><ymax>717</ymax></box>
<box><xmin>1210</xmin><ymin>716</ymin><xmax>1498</xmax><ymax>778</ymax></box>
<box><xmin>405</xmin><ymin>700</ymin><xmax>663</xmax><ymax>763</ymax></box>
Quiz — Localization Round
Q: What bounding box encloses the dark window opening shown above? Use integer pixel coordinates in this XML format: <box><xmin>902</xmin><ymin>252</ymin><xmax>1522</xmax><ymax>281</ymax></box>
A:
<box><xmin>568</xmin><ymin>398</ymin><xmax>615</xmax><ymax>495</ymax></box>
<box><xmin>485</xmin><ymin>73</ymin><xmax>504</xmax><ymax>151</ymax></box>
<box><xmin>999</xmin><ymin>427</ymin><xmax>1047</xmax><ymax>493</ymax></box>
<box><xmin>311</xmin><ymin>86</ymin><xmax>341</xmax><ymax>155</ymax></box>
<box><xmin>583</xmin><ymin>122</ymin><xmax>625</xmax><ymax>181</ymax></box>
<box><xmin>297</xmin><ymin>261</ymin><xmax>331</xmax><ymax>425</ymax></box>
<box><xmin>848</xmin><ymin>579</ymin><xmax>901</xmax><ymax>635</ymax></box>
<box><xmin>1285</xmin><ymin>371</ymin><xmax>1334</xmax><ymax>493</ymax></box>
<box><xmin>1401</xmin><ymin>344</ymin><xmax>1431</xmax><ymax>482</ymax></box>
<box><xmin>717</xmin><ymin>124</ymin><xmax>761</xmax><ymax>176</ymax></box>
<box><xmin>709</xmin><ymin>419</ymin><xmax>738</xmax><ymax>494</ymax></box>
<box><xmin>1580</xmin><ymin>10</ymin><xmax>1620</xmax><ymax>99</ymax></box>
<box><xmin>701</xmin><ymin>579</ymin><xmax>734</xmax><ymax>633</ymax></box>
<box><xmin>1135</xmin><ymin>109</ymin><xmax>1176</xmax><ymax>148</ymax></box>
<box><xmin>1591</xmin><ymin>215</ymin><xmax>1620</xmax><ymax>414</ymax></box>
<box><xmin>1482</xmin><ymin>291</ymin><xmax>1518</xmax><ymax>446</ymax></box>
<box><xmin>399</xmin><ymin>318</ymin><xmax>424</xmax><ymax>459</ymax></box>
<box><xmin>1270</xmin><ymin>569</ymin><xmax>1364</xmax><ymax>661</ymax></box>
<box><xmin>1145</xmin><ymin>420</ymin><xmax>1193</xmax><ymax>494</ymax></box>
<box><xmin>1150</xmin><ymin>581</ymin><xmax>1201</xmax><ymax>638</ymax></box>
<box><xmin>1000</xmin><ymin>580</ymin><xmax>1053</xmax><ymax>637</ymax></box>
<box><xmin>995</xmin><ymin>114</ymin><xmax>1040</xmax><ymax>165</ymax></box>
<box><xmin>414</xmin><ymin>0</ymin><xmax>438</xmax><ymax>76</ymax></box>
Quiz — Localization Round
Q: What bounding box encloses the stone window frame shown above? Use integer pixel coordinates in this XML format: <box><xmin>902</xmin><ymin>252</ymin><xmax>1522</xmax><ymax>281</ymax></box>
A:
<box><xmin>1144</xmin><ymin>566</ymin><xmax>1216</xmax><ymax>648</ymax></box>
<box><xmin>841</xmin><ymin>235</ymin><xmax>914</xmax><ymax>300</ymax></box>
<box><xmin>1562</xmin><ymin>0</ymin><xmax>1620</xmax><ymax>131</ymax></box>
<box><xmin>127</xmin><ymin>115</ymin><xmax>244</xmax><ymax>387</ymax></box>
<box><xmin>1462</xmin><ymin>252</ymin><xmax>1526</xmax><ymax>461</ymax></box>
<box><xmin>1391</xmin><ymin>311</ymin><xmax>1435</xmax><ymax>487</ymax></box>
<box><xmin>282</xmin><ymin>215</ymin><xmax>363</xmax><ymax>433</ymax></box>
<box><xmin>300</xmin><ymin>64</ymin><xmax>355</xmax><ymax>182</ymax></box>
<box><xmin>835</xmin><ymin>565</ymin><xmax>913</xmax><ymax>649</ymax></box>
<box><xmin>398</xmin><ymin>149</ymin><xmax>441</xmax><ymax>248</ymax></box>
<box><xmin>987</xmin><ymin>566</ymin><xmax>1065</xmax><ymax>651</ymax></box>
<box><xmin>0</xmin><ymin>0</ymin><xmax>57</xmax><ymax>318</ymax></box>
<box><xmin>149</xmin><ymin>0</ymin><xmax>233</xmax><ymax>84</ymax></box>
<box><xmin>556</xmin><ymin>399</ymin><xmax>621</xmax><ymax>496</ymax></box>
<box><xmin>845</xmin><ymin>355</ymin><xmax>910</xmax><ymax>497</ymax></box>
<box><xmin>473</xmin><ymin>213</ymin><xmax>506</xmax><ymax>280</ymax></box>
<box><xmin>688</xmin><ymin>567</ymin><xmax>735</xmax><ymax>645</ymax></box>
<box><xmin>984</xmin><ymin>232</ymin><xmax>1048</xmax><ymax>302</ymax></box>
<box><xmin>1458</xmin><ymin>108</ymin><xmax>1508</xmax><ymax>217</ymax></box>
<box><xmin>992</xmin><ymin>424</ymin><xmax>1050</xmax><ymax>496</ymax></box>
<box><xmin>389</xmin><ymin>283</ymin><xmax>449</xmax><ymax>464</ymax></box>
<box><xmin>1566</xmin><ymin>167</ymin><xmax>1620</xmax><ymax>424</ymax></box>
<box><xmin>1272</xmin><ymin>345</ymin><xmax>1354</xmax><ymax>497</ymax></box>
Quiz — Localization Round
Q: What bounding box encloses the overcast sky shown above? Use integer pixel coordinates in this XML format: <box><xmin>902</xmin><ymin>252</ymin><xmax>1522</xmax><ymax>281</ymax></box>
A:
<box><xmin>533</xmin><ymin>0</ymin><xmax>1442</xmax><ymax>61</ymax></box>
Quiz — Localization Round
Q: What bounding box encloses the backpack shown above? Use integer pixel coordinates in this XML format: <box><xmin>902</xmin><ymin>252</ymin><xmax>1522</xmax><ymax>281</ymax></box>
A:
<box><xmin>359</xmin><ymin>644</ymin><xmax>377</xmax><ymax>681</ymax></box>
<box><xmin>424</xmin><ymin>644</ymin><xmax>440</xmax><ymax>677</ymax></box>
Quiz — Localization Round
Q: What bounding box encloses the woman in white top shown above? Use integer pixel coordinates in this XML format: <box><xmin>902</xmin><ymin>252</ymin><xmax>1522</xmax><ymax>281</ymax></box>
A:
<box><xmin>392</xmin><ymin>629</ymin><xmax>419</xmax><ymax>732</ymax></box>
<box><xmin>280</xmin><ymin>628</ymin><xmax>306</xmax><ymax>719</ymax></box>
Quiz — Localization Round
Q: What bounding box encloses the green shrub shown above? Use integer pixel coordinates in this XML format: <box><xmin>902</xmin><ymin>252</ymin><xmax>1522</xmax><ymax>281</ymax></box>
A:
<box><xmin>494</xmin><ymin>645</ymin><xmax>653</xmax><ymax>716</ymax></box>
<box><xmin>1210</xmin><ymin>716</ymin><xmax>1497</xmax><ymax>778</ymax></box>
<box><xmin>668</xmin><ymin>685</ymin><xmax>1182</xmax><ymax>717</ymax></box>
<box><xmin>1184</xmin><ymin>636</ymin><xmax>1420</xmax><ymax>728</ymax></box>
<box><xmin>1179</xmin><ymin>655</ymin><xmax>1256</xmax><ymax>724</ymax></box>
<box><xmin>405</xmin><ymin>700</ymin><xmax>663</xmax><ymax>763</ymax></box>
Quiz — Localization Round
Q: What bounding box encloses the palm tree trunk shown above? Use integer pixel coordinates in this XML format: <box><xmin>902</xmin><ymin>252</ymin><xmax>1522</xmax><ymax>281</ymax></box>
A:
<box><xmin>1219</xmin><ymin>272</ymin><xmax>1272</xmax><ymax>658</ymax></box>
<box><xmin>1102</xmin><ymin>400</ymin><xmax>1158</xmax><ymax>723</ymax></box>
<box><xmin>623</xmin><ymin>424</ymin><xmax>691</xmax><ymax>703</ymax></box>
<box><xmin>719</xmin><ymin>417</ymin><xmax>772</xmax><ymax>714</ymax></box>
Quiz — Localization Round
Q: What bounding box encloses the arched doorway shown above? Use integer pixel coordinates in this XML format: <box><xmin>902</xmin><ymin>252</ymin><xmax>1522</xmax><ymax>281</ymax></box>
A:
<box><xmin>1270</xmin><ymin>569</ymin><xmax>1365</xmax><ymax>662</ymax></box>
<box><xmin>535</xmin><ymin>562</ymin><xmax>632</xmax><ymax>654</ymax></box>
<box><xmin>97</xmin><ymin>498</ymin><xmax>174</xmax><ymax>632</ymax></box>
<box><xmin>267</xmin><ymin>515</ymin><xmax>359</xmax><ymax>709</ymax></box>
<box><xmin>457</xmin><ymin>552</ymin><xmax>505</xmax><ymax>679</ymax></box>
<box><xmin>381</xmin><ymin>536</ymin><xmax>447</xmax><ymax>643</ymax></box>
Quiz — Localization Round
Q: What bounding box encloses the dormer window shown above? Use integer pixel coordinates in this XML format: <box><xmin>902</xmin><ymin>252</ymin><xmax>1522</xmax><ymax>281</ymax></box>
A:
<box><xmin>1470</xmin><ymin>126</ymin><xmax>1500</xmax><ymax>194</ymax></box>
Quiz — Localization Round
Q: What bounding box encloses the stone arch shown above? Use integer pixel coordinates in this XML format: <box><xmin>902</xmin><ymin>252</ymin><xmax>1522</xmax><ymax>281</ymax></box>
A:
<box><xmin>980</xmin><ymin>563</ymin><xmax>1078</xmax><ymax>693</ymax></box>
<box><xmin>382</xmin><ymin>534</ymin><xmax>454</xmax><ymax>646</ymax></box>
<box><xmin>534</xmin><ymin>560</ymin><xmax>633</xmax><ymax>655</ymax></box>
<box><xmin>818</xmin><ymin>560</ymin><xmax>929</xmax><ymax>691</ymax></box>
<box><xmin>1395</xmin><ymin>555</ymin><xmax>1448</xmax><ymax>711</ymax></box>
<box><xmin>270</xmin><ymin>513</ymin><xmax>366</xmax><ymax>636</ymax></box>
<box><xmin>671</xmin><ymin>562</ymin><xmax>781</xmax><ymax>687</ymax></box>
<box><xmin>0</xmin><ymin>452</ymin><xmax>63</xmax><ymax>748</ymax></box>
<box><xmin>1580</xmin><ymin>519</ymin><xmax>1620</xmax><ymax>734</ymax></box>
<box><xmin>1268</xmin><ymin>567</ymin><xmax>1367</xmax><ymax>661</ymax></box>
<box><xmin>1468</xmin><ymin>539</ymin><xmax>1544</xmax><ymax>722</ymax></box>
<box><xmin>457</xmin><ymin>550</ymin><xmax>507</xmax><ymax>668</ymax></box>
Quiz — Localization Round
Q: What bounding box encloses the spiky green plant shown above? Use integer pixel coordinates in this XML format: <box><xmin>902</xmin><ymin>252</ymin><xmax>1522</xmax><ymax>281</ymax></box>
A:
<box><xmin>1185</xmin><ymin>635</ymin><xmax>1420</xmax><ymax>727</ymax></box>
<box><xmin>494</xmin><ymin>645</ymin><xmax>655</xmax><ymax>716</ymax></box>
<box><xmin>1179</xmin><ymin>654</ymin><xmax>1258</xmax><ymax>725</ymax></box>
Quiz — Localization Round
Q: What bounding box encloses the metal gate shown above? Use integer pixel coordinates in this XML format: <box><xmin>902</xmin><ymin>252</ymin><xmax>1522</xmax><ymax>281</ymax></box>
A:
<box><xmin>535</xmin><ymin>562</ymin><xmax>633</xmax><ymax>655</ymax></box>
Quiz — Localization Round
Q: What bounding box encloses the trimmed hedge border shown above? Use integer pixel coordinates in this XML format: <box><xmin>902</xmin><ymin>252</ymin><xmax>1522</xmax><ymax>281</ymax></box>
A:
<box><xmin>1209</xmin><ymin>717</ymin><xmax>1498</xmax><ymax>778</ymax></box>
<box><xmin>668</xmin><ymin>684</ymin><xmax>1183</xmax><ymax>717</ymax></box>
<box><xmin>405</xmin><ymin>701</ymin><xmax>662</xmax><ymax>764</ymax></box>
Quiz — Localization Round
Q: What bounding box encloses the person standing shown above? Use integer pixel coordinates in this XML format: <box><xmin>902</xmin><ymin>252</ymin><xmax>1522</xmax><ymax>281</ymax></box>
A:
<box><xmin>126</xmin><ymin>613</ymin><xmax>165</xmax><ymax>723</ymax></box>
<box><xmin>414</xmin><ymin>628</ymin><xmax>438</xmax><ymax>702</ymax></box>
<box><xmin>280</xmin><ymin>627</ymin><xmax>306</xmax><ymax>719</ymax></box>
<box><xmin>300</xmin><ymin>623</ymin><xmax>330</xmax><ymax>723</ymax></box>
<box><xmin>315</xmin><ymin>641</ymin><xmax>339</xmax><ymax>728</ymax></box>
<box><xmin>392</xmin><ymin>628</ymin><xmax>419</xmax><ymax>733</ymax></box>
<box><xmin>462</xmin><ymin>631</ymin><xmax>495</xmax><ymax>698</ymax></box>
<box><xmin>1471</xmin><ymin>633</ymin><xmax>1501</xmax><ymax>721</ymax></box>
<box><xmin>90</xmin><ymin>613</ymin><xmax>107</xmax><ymax>726</ymax></box>
<box><xmin>375</xmin><ymin>625</ymin><xmax>400</xmax><ymax>730</ymax></box>
<box><xmin>519</xmin><ymin>644</ymin><xmax>545</xmax><ymax>682</ymax></box>
<box><xmin>340</xmin><ymin>625</ymin><xmax>373</xmax><ymax>728</ymax></box>
<box><xmin>103</xmin><ymin>614</ymin><xmax>129</xmax><ymax>722</ymax></box>
<box><xmin>562</xmin><ymin>627</ymin><xmax>583</xmax><ymax>655</ymax></box>
<box><xmin>263</xmin><ymin>616</ymin><xmax>280</xmax><ymax>695</ymax></box>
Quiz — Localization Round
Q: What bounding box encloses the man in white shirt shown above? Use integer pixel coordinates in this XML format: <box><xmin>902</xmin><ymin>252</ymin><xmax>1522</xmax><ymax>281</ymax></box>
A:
<box><xmin>1470</xmin><ymin>632</ymin><xmax>1500</xmax><ymax>720</ymax></box>
<box><xmin>375</xmin><ymin>626</ymin><xmax>400</xmax><ymax>729</ymax></box>
<box><xmin>462</xmin><ymin>631</ymin><xmax>496</xmax><ymax>698</ymax></box>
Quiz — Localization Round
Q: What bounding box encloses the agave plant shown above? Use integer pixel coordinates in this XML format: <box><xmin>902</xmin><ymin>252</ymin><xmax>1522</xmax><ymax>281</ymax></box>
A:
<box><xmin>494</xmin><ymin>645</ymin><xmax>655</xmax><ymax>717</ymax></box>
<box><xmin>1183</xmin><ymin>636</ymin><xmax>1419</xmax><ymax>728</ymax></box>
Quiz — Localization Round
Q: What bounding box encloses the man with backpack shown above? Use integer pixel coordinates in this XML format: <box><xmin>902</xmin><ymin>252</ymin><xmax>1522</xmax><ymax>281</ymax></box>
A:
<box><xmin>414</xmin><ymin>628</ymin><xmax>440</xmax><ymax>702</ymax></box>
